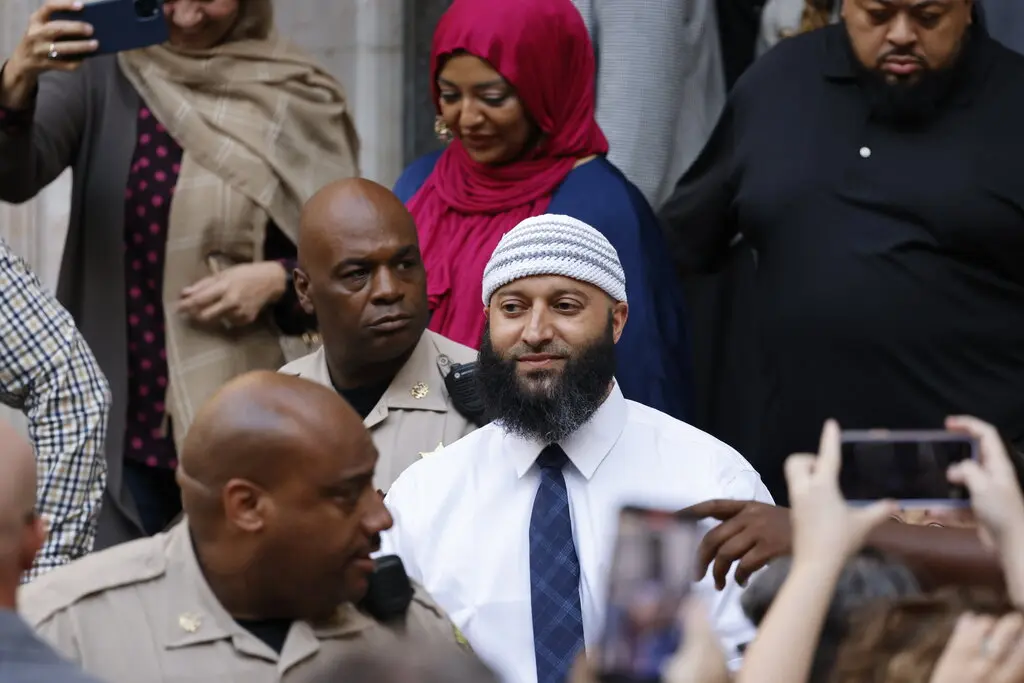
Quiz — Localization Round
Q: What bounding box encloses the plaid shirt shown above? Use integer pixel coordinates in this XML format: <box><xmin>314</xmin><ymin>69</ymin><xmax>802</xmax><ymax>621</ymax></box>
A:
<box><xmin>0</xmin><ymin>238</ymin><xmax>110</xmax><ymax>581</ymax></box>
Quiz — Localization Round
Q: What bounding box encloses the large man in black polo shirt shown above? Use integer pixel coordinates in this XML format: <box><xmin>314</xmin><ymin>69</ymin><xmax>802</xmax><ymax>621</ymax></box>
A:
<box><xmin>660</xmin><ymin>0</ymin><xmax>1024</xmax><ymax>504</ymax></box>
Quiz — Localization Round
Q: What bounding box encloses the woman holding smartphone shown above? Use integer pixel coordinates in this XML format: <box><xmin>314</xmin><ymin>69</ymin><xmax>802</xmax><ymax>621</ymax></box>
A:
<box><xmin>0</xmin><ymin>0</ymin><xmax>359</xmax><ymax>547</ymax></box>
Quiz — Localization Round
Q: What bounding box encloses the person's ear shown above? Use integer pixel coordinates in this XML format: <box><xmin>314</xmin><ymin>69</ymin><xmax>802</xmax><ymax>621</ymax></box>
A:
<box><xmin>294</xmin><ymin>268</ymin><xmax>315</xmax><ymax>316</ymax></box>
<box><xmin>222</xmin><ymin>479</ymin><xmax>270</xmax><ymax>532</ymax></box>
<box><xmin>611</xmin><ymin>301</ymin><xmax>628</xmax><ymax>343</ymax></box>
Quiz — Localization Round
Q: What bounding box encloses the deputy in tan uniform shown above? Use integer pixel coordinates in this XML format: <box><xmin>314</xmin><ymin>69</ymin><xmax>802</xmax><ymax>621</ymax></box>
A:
<box><xmin>17</xmin><ymin>372</ymin><xmax>463</xmax><ymax>683</ymax></box>
<box><xmin>280</xmin><ymin>178</ymin><xmax>479</xmax><ymax>491</ymax></box>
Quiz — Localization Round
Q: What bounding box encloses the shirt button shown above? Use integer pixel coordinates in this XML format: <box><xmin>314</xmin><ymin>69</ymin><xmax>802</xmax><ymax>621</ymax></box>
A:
<box><xmin>859</xmin><ymin>146</ymin><xmax>872</xmax><ymax>158</ymax></box>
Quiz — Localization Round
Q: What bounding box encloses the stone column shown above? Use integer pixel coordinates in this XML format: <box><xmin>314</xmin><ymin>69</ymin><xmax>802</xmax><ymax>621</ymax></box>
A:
<box><xmin>0</xmin><ymin>0</ymin><xmax>72</xmax><ymax>291</ymax></box>
<box><xmin>274</xmin><ymin>0</ymin><xmax>405</xmax><ymax>186</ymax></box>
<box><xmin>0</xmin><ymin>0</ymin><xmax>71</xmax><ymax>435</ymax></box>
<box><xmin>402</xmin><ymin>0</ymin><xmax>452</xmax><ymax>166</ymax></box>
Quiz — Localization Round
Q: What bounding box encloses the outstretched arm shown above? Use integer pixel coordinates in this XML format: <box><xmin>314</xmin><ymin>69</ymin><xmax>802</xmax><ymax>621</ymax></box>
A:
<box><xmin>0</xmin><ymin>239</ymin><xmax>110</xmax><ymax>580</ymax></box>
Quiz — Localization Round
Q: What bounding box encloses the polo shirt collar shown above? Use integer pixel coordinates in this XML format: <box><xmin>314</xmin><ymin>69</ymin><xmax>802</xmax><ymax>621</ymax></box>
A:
<box><xmin>820</xmin><ymin>20</ymin><xmax>997</xmax><ymax>104</ymax></box>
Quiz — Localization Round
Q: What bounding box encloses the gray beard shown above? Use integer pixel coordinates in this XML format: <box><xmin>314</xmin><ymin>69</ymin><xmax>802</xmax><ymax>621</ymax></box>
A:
<box><xmin>476</xmin><ymin>321</ymin><xmax>616</xmax><ymax>443</ymax></box>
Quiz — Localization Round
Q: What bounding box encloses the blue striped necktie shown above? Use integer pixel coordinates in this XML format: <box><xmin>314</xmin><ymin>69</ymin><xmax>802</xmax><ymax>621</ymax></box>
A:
<box><xmin>529</xmin><ymin>444</ymin><xmax>585</xmax><ymax>683</ymax></box>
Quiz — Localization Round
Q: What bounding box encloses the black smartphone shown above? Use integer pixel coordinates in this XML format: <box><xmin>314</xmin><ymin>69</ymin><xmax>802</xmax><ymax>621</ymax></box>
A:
<box><xmin>596</xmin><ymin>506</ymin><xmax>698</xmax><ymax>683</ymax></box>
<box><xmin>839</xmin><ymin>429</ymin><xmax>979</xmax><ymax>508</ymax></box>
<box><xmin>51</xmin><ymin>0</ymin><xmax>169</xmax><ymax>59</ymax></box>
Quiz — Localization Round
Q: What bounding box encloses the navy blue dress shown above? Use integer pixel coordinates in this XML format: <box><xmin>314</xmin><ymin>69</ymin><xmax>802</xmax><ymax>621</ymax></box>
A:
<box><xmin>395</xmin><ymin>152</ymin><xmax>695</xmax><ymax>421</ymax></box>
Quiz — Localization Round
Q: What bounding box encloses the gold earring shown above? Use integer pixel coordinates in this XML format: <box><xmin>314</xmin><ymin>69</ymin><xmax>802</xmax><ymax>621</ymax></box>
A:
<box><xmin>434</xmin><ymin>115</ymin><xmax>453</xmax><ymax>143</ymax></box>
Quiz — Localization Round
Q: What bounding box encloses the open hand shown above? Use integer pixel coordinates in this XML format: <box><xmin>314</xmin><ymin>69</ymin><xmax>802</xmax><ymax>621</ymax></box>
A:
<box><xmin>786</xmin><ymin>420</ymin><xmax>896</xmax><ymax>570</ymax></box>
<box><xmin>946</xmin><ymin>416</ymin><xmax>1024</xmax><ymax>551</ymax></box>
<box><xmin>930</xmin><ymin>611</ymin><xmax>1024</xmax><ymax>683</ymax></box>
<box><xmin>2</xmin><ymin>1</ymin><xmax>98</xmax><ymax>107</ymax></box>
<box><xmin>178</xmin><ymin>262</ymin><xmax>287</xmax><ymax>328</ymax></box>
<box><xmin>680</xmin><ymin>499</ymin><xmax>791</xmax><ymax>590</ymax></box>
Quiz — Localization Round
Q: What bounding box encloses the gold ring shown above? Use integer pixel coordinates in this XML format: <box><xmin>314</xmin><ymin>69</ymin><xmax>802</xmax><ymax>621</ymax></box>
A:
<box><xmin>48</xmin><ymin>42</ymin><xmax>59</xmax><ymax>60</ymax></box>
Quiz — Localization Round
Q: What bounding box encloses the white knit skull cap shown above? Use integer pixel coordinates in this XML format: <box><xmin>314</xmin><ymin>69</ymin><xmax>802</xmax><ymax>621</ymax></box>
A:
<box><xmin>481</xmin><ymin>214</ymin><xmax>627</xmax><ymax>305</ymax></box>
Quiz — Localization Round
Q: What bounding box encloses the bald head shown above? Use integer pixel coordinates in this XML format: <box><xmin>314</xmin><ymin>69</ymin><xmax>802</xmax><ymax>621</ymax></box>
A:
<box><xmin>293</xmin><ymin>178</ymin><xmax>430</xmax><ymax>386</ymax></box>
<box><xmin>301</xmin><ymin>642</ymin><xmax>501</xmax><ymax>683</ymax></box>
<box><xmin>178</xmin><ymin>371</ymin><xmax>391</xmax><ymax>620</ymax></box>
<box><xmin>298</xmin><ymin>178</ymin><xmax>417</xmax><ymax>273</ymax></box>
<box><xmin>179</xmin><ymin>371</ymin><xmax>374</xmax><ymax>520</ymax></box>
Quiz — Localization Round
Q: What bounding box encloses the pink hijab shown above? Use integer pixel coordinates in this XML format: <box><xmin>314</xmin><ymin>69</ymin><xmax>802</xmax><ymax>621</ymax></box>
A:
<box><xmin>405</xmin><ymin>0</ymin><xmax>608</xmax><ymax>349</ymax></box>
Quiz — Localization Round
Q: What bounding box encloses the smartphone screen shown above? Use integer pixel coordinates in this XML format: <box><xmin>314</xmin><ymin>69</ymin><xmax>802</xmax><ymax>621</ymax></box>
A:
<box><xmin>597</xmin><ymin>507</ymin><xmax>698</xmax><ymax>683</ymax></box>
<box><xmin>839</xmin><ymin>430</ymin><xmax>978</xmax><ymax>507</ymax></box>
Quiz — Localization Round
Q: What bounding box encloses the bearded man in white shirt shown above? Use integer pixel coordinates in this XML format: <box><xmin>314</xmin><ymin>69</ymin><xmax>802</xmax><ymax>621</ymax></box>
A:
<box><xmin>381</xmin><ymin>214</ymin><xmax>772</xmax><ymax>683</ymax></box>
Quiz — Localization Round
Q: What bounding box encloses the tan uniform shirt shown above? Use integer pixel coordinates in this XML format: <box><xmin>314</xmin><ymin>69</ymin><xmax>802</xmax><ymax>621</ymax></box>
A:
<box><xmin>17</xmin><ymin>523</ymin><xmax>465</xmax><ymax>683</ymax></box>
<box><xmin>279</xmin><ymin>330</ymin><xmax>479</xmax><ymax>491</ymax></box>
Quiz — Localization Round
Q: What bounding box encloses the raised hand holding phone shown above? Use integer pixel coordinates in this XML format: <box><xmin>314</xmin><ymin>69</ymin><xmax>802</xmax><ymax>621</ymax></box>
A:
<box><xmin>788</xmin><ymin>420</ymin><xmax>897</xmax><ymax>570</ymax></box>
<box><xmin>596</xmin><ymin>507</ymin><xmax>699</xmax><ymax>683</ymax></box>
<box><xmin>735</xmin><ymin>421</ymin><xmax>896</xmax><ymax>683</ymax></box>
<box><xmin>946</xmin><ymin>416</ymin><xmax>1024</xmax><ymax>548</ymax></box>
<box><xmin>945</xmin><ymin>415</ymin><xmax>1024</xmax><ymax>606</ymax></box>
<box><xmin>50</xmin><ymin>0</ymin><xmax>169</xmax><ymax>59</ymax></box>
<box><xmin>0</xmin><ymin>1</ymin><xmax>97</xmax><ymax>108</ymax></box>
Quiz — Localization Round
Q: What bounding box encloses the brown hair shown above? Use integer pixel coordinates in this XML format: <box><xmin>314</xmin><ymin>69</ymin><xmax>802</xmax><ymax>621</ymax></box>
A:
<box><xmin>829</xmin><ymin>587</ymin><xmax>1015</xmax><ymax>683</ymax></box>
<box><xmin>225</xmin><ymin>0</ymin><xmax>274</xmax><ymax>42</ymax></box>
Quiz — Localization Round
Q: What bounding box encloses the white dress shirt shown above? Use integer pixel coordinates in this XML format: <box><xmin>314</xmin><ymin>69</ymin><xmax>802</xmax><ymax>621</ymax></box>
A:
<box><xmin>382</xmin><ymin>383</ymin><xmax>773</xmax><ymax>683</ymax></box>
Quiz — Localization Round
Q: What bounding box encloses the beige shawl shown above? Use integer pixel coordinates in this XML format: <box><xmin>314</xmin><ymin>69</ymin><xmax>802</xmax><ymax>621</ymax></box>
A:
<box><xmin>118</xmin><ymin>35</ymin><xmax>359</xmax><ymax>451</ymax></box>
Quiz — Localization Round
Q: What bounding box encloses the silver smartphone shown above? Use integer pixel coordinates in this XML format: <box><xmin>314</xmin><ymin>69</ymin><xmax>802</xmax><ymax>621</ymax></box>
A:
<box><xmin>597</xmin><ymin>506</ymin><xmax>698</xmax><ymax>683</ymax></box>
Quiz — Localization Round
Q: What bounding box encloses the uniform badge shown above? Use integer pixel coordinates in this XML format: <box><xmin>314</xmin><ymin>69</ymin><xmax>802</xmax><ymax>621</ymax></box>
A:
<box><xmin>178</xmin><ymin>612</ymin><xmax>202</xmax><ymax>633</ymax></box>
<box><xmin>410</xmin><ymin>382</ymin><xmax>429</xmax><ymax>399</ymax></box>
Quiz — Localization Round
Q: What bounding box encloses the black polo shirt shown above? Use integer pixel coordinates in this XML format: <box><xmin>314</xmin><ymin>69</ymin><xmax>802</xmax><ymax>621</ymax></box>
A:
<box><xmin>660</xmin><ymin>24</ymin><xmax>1024</xmax><ymax>503</ymax></box>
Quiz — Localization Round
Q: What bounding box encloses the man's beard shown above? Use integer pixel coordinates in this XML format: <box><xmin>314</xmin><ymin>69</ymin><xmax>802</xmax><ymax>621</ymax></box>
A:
<box><xmin>476</xmin><ymin>319</ymin><xmax>616</xmax><ymax>443</ymax></box>
<box><xmin>847</xmin><ymin>31</ymin><xmax>972</xmax><ymax>126</ymax></box>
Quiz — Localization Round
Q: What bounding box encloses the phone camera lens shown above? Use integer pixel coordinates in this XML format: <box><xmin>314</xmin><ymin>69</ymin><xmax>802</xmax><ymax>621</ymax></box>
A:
<box><xmin>133</xmin><ymin>0</ymin><xmax>161</xmax><ymax>19</ymax></box>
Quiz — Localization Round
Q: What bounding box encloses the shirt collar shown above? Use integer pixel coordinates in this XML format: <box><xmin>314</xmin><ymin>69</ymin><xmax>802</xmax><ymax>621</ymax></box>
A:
<box><xmin>507</xmin><ymin>381</ymin><xmax>628</xmax><ymax>481</ymax></box>
<box><xmin>378</xmin><ymin>331</ymin><xmax>450</xmax><ymax>413</ymax></box>
<box><xmin>819</xmin><ymin>23</ymin><xmax>858</xmax><ymax>80</ymax></box>
<box><xmin>162</xmin><ymin>522</ymin><xmax>263</xmax><ymax>653</ymax></box>
<box><xmin>303</xmin><ymin>332</ymin><xmax>451</xmax><ymax>427</ymax></box>
<box><xmin>161</xmin><ymin>521</ymin><xmax>372</xmax><ymax>660</ymax></box>
<box><xmin>363</xmin><ymin>331</ymin><xmax>451</xmax><ymax>428</ymax></box>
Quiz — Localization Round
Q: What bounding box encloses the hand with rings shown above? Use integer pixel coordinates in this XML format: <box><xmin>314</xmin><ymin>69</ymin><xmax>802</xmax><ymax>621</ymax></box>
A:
<box><xmin>930</xmin><ymin>611</ymin><xmax>1024</xmax><ymax>683</ymax></box>
<box><xmin>0</xmin><ymin>1</ymin><xmax>98</xmax><ymax>110</ymax></box>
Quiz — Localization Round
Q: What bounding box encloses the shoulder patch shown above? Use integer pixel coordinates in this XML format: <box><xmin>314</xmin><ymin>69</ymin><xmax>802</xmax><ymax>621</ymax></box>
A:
<box><xmin>19</xmin><ymin>536</ymin><xmax>168</xmax><ymax>627</ymax></box>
